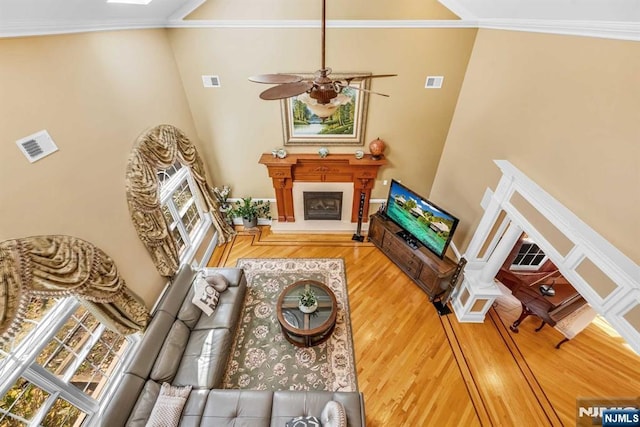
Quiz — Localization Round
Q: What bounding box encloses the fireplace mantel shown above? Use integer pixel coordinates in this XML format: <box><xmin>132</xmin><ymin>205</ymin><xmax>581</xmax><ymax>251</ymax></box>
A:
<box><xmin>259</xmin><ymin>153</ymin><xmax>387</xmax><ymax>223</ymax></box>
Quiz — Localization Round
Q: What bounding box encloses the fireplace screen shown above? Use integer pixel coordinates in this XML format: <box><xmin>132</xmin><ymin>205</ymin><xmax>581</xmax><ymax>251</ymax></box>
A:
<box><xmin>303</xmin><ymin>192</ymin><xmax>343</xmax><ymax>220</ymax></box>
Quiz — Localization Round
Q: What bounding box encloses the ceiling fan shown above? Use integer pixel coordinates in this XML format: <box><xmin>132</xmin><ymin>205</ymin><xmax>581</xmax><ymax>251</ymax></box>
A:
<box><xmin>248</xmin><ymin>0</ymin><xmax>396</xmax><ymax>114</ymax></box>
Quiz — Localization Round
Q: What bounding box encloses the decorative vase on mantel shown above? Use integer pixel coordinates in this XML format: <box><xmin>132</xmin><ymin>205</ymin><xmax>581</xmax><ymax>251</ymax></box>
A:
<box><xmin>369</xmin><ymin>137</ymin><xmax>386</xmax><ymax>160</ymax></box>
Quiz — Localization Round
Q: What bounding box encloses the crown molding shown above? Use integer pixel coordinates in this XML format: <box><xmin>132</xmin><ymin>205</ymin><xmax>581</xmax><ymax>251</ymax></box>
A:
<box><xmin>0</xmin><ymin>20</ymin><xmax>165</xmax><ymax>38</ymax></box>
<box><xmin>478</xmin><ymin>19</ymin><xmax>640</xmax><ymax>41</ymax></box>
<box><xmin>1</xmin><ymin>16</ymin><xmax>639</xmax><ymax>42</ymax></box>
<box><xmin>164</xmin><ymin>19</ymin><xmax>478</xmax><ymax>29</ymax></box>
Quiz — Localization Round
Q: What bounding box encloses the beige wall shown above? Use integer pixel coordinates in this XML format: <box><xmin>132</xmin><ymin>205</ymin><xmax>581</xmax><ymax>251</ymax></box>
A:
<box><xmin>0</xmin><ymin>30</ymin><xmax>200</xmax><ymax>306</ymax></box>
<box><xmin>167</xmin><ymin>26</ymin><xmax>476</xmax><ymax>199</ymax></box>
<box><xmin>431</xmin><ymin>29</ymin><xmax>640</xmax><ymax>263</ymax></box>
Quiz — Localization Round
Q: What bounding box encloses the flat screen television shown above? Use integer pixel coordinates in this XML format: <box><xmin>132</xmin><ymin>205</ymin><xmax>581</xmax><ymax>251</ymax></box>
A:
<box><xmin>383</xmin><ymin>179</ymin><xmax>459</xmax><ymax>259</ymax></box>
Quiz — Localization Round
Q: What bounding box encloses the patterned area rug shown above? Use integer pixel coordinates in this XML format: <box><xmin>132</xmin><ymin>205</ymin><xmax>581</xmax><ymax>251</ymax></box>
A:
<box><xmin>222</xmin><ymin>258</ymin><xmax>357</xmax><ymax>392</ymax></box>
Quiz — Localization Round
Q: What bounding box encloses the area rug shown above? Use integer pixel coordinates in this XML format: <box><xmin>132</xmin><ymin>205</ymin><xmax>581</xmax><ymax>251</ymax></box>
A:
<box><xmin>222</xmin><ymin>258</ymin><xmax>357</xmax><ymax>392</ymax></box>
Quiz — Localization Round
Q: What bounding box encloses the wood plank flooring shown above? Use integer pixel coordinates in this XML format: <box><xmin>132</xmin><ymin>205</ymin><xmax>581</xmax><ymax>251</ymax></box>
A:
<box><xmin>208</xmin><ymin>227</ymin><xmax>640</xmax><ymax>426</ymax></box>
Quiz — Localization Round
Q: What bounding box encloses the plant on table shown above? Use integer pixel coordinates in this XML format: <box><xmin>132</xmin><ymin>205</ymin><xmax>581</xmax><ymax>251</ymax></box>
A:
<box><xmin>298</xmin><ymin>287</ymin><xmax>317</xmax><ymax>308</ymax></box>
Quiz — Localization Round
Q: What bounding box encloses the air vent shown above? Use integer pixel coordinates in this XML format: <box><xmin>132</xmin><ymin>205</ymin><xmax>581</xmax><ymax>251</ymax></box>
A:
<box><xmin>202</xmin><ymin>75</ymin><xmax>221</xmax><ymax>88</ymax></box>
<box><xmin>16</xmin><ymin>130</ymin><xmax>58</xmax><ymax>163</ymax></box>
<box><xmin>425</xmin><ymin>76</ymin><xmax>444</xmax><ymax>89</ymax></box>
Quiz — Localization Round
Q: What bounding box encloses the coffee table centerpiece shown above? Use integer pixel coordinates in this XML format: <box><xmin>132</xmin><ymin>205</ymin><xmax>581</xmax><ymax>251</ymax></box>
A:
<box><xmin>276</xmin><ymin>280</ymin><xmax>337</xmax><ymax>347</ymax></box>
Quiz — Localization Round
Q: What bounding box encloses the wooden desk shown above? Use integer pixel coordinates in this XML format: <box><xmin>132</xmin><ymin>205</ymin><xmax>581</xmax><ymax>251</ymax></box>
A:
<box><xmin>509</xmin><ymin>278</ymin><xmax>587</xmax><ymax>332</ymax></box>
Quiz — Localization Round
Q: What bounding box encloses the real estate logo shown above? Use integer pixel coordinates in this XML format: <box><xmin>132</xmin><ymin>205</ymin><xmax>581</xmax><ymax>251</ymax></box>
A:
<box><xmin>577</xmin><ymin>397</ymin><xmax>640</xmax><ymax>426</ymax></box>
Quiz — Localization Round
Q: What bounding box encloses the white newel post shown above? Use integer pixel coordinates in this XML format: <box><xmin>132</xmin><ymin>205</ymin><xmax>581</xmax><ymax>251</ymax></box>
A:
<box><xmin>453</xmin><ymin>219</ymin><xmax>522</xmax><ymax>322</ymax></box>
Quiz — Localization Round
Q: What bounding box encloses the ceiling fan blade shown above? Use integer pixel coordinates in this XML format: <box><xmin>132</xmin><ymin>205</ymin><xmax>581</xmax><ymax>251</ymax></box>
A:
<box><xmin>340</xmin><ymin>84</ymin><xmax>390</xmax><ymax>97</ymax></box>
<box><xmin>259</xmin><ymin>81</ymin><xmax>314</xmax><ymax>100</ymax></box>
<box><xmin>249</xmin><ymin>74</ymin><xmax>303</xmax><ymax>84</ymax></box>
<box><xmin>341</xmin><ymin>74</ymin><xmax>398</xmax><ymax>82</ymax></box>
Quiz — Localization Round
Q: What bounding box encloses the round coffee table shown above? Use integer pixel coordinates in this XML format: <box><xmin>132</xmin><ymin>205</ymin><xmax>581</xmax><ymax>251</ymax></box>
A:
<box><xmin>276</xmin><ymin>279</ymin><xmax>337</xmax><ymax>347</ymax></box>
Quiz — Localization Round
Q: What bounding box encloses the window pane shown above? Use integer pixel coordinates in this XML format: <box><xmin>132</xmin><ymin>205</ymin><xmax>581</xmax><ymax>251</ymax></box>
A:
<box><xmin>38</xmin><ymin>307</ymin><xmax>95</xmax><ymax>377</ymax></box>
<box><xmin>181</xmin><ymin>203</ymin><xmax>201</xmax><ymax>234</ymax></box>
<box><xmin>0</xmin><ymin>378</ymin><xmax>49</xmax><ymax>425</ymax></box>
<box><xmin>157</xmin><ymin>162</ymin><xmax>182</xmax><ymax>188</ymax></box>
<box><xmin>172</xmin><ymin>181</ymin><xmax>193</xmax><ymax>213</ymax></box>
<box><xmin>42</xmin><ymin>397</ymin><xmax>86</xmax><ymax>427</ymax></box>
<box><xmin>72</xmin><ymin>330</ymin><xmax>128</xmax><ymax>399</ymax></box>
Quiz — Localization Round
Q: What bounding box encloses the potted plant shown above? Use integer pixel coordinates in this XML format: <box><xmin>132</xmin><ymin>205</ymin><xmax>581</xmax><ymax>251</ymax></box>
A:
<box><xmin>212</xmin><ymin>185</ymin><xmax>232</xmax><ymax>210</ymax></box>
<box><xmin>298</xmin><ymin>286</ymin><xmax>318</xmax><ymax>314</ymax></box>
<box><xmin>229</xmin><ymin>197</ymin><xmax>271</xmax><ymax>228</ymax></box>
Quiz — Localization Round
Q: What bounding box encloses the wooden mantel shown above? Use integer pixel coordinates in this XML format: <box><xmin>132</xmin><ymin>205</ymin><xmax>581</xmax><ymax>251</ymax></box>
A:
<box><xmin>259</xmin><ymin>153</ymin><xmax>387</xmax><ymax>223</ymax></box>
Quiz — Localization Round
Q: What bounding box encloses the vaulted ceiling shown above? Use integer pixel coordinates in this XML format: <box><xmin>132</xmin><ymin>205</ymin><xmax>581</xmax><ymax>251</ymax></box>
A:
<box><xmin>1</xmin><ymin>0</ymin><xmax>639</xmax><ymax>40</ymax></box>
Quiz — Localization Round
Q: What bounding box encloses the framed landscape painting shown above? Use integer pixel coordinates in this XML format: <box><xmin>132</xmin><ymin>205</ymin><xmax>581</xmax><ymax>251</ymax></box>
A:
<box><xmin>281</xmin><ymin>73</ymin><xmax>370</xmax><ymax>146</ymax></box>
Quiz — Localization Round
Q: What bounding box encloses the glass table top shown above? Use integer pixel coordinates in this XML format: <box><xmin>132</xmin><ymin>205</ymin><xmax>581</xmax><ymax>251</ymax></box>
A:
<box><xmin>280</xmin><ymin>281</ymin><xmax>334</xmax><ymax>331</ymax></box>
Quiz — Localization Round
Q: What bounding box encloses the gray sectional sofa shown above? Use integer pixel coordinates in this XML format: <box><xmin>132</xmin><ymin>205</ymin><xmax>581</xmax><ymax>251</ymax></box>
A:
<box><xmin>100</xmin><ymin>264</ymin><xmax>366</xmax><ymax>426</ymax></box>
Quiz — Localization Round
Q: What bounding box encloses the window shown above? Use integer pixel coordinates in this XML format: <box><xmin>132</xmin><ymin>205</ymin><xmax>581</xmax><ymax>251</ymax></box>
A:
<box><xmin>0</xmin><ymin>297</ymin><xmax>137</xmax><ymax>426</ymax></box>
<box><xmin>158</xmin><ymin>162</ymin><xmax>211</xmax><ymax>263</ymax></box>
<box><xmin>511</xmin><ymin>238</ymin><xmax>548</xmax><ymax>271</ymax></box>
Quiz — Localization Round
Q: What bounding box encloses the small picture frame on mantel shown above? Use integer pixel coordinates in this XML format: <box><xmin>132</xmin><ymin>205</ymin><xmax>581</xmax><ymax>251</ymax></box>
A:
<box><xmin>281</xmin><ymin>72</ymin><xmax>370</xmax><ymax>146</ymax></box>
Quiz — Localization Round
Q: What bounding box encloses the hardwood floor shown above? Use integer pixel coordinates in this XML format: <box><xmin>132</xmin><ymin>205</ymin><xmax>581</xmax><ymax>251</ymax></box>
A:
<box><xmin>208</xmin><ymin>227</ymin><xmax>640</xmax><ymax>426</ymax></box>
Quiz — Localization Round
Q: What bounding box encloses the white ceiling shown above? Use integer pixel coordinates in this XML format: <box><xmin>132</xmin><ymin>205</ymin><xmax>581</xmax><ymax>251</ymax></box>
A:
<box><xmin>1</xmin><ymin>0</ymin><xmax>639</xmax><ymax>39</ymax></box>
<box><xmin>442</xmin><ymin>0</ymin><xmax>640</xmax><ymax>22</ymax></box>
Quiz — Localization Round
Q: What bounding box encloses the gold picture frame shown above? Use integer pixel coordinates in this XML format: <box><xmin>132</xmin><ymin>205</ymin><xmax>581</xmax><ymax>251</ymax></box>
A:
<box><xmin>281</xmin><ymin>72</ymin><xmax>370</xmax><ymax>146</ymax></box>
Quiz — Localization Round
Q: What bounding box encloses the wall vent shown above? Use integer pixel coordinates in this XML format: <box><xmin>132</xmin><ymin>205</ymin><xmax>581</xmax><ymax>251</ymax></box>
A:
<box><xmin>425</xmin><ymin>76</ymin><xmax>444</xmax><ymax>89</ymax></box>
<box><xmin>16</xmin><ymin>130</ymin><xmax>58</xmax><ymax>163</ymax></box>
<box><xmin>202</xmin><ymin>75</ymin><xmax>221</xmax><ymax>88</ymax></box>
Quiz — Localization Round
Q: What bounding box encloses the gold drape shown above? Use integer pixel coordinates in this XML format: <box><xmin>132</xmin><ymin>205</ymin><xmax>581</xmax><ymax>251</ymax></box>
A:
<box><xmin>0</xmin><ymin>235</ymin><xmax>149</xmax><ymax>342</ymax></box>
<box><xmin>125</xmin><ymin>124</ymin><xmax>235</xmax><ymax>277</ymax></box>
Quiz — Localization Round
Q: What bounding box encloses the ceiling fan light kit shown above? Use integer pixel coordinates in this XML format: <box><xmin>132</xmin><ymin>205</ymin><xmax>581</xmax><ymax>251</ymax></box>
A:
<box><xmin>249</xmin><ymin>0</ymin><xmax>396</xmax><ymax>114</ymax></box>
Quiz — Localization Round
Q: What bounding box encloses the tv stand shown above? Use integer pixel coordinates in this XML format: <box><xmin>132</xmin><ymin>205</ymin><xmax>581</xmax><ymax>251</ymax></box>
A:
<box><xmin>396</xmin><ymin>230</ymin><xmax>419</xmax><ymax>250</ymax></box>
<box><xmin>368</xmin><ymin>213</ymin><xmax>457</xmax><ymax>299</ymax></box>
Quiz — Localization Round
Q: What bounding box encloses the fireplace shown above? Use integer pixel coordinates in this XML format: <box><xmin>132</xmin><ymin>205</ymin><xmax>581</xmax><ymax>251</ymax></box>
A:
<box><xmin>303</xmin><ymin>192</ymin><xmax>342</xmax><ymax>220</ymax></box>
<box><xmin>259</xmin><ymin>153</ymin><xmax>387</xmax><ymax>223</ymax></box>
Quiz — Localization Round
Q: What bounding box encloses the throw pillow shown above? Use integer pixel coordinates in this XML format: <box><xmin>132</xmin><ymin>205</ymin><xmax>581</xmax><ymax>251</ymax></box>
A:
<box><xmin>205</xmin><ymin>272</ymin><xmax>229</xmax><ymax>293</ymax></box>
<box><xmin>146</xmin><ymin>382</ymin><xmax>192</xmax><ymax>427</ymax></box>
<box><xmin>192</xmin><ymin>273</ymin><xmax>220</xmax><ymax>316</ymax></box>
<box><xmin>321</xmin><ymin>400</ymin><xmax>347</xmax><ymax>427</ymax></box>
<box><xmin>285</xmin><ymin>416</ymin><xmax>322</xmax><ymax>427</ymax></box>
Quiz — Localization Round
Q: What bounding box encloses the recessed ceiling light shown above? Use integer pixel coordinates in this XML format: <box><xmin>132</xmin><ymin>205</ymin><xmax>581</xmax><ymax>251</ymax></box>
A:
<box><xmin>107</xmin><ymin>0</ymin><xmax>153</xmax><ymax>5</ymax></box>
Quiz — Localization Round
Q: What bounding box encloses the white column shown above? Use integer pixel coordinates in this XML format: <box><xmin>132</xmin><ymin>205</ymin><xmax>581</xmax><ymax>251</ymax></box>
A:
<box><xmin>453</xmin><ymin>219</ymin><xmax>522</xmax><ymax>322</ymax></box>
<box><xmin>479</xmin><ymin>220</ymin><xmax>523</xmax><ymax>283</ymax></box>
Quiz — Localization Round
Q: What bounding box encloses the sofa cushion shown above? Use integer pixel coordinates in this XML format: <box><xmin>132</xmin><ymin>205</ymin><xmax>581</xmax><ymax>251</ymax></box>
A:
<box><xmin>271</xmin><ymin>392</ymin><xmax>364</xmax><ymax>427</ymax></box>
<box><xmin>126</xmin><ymin>310</ymin><xmax>176</xmax><ymax>379</ymax></box>
<box><xmin>126</xmin><ymin>380</ymin><xmax>161</xmax><ymax>427</ymax></box>
<box><xmin>158</xmin><ymin>264</ymin><xmax>198</xmax><ymax>317</ymax></box>
<box><xmin>193</xmin><ymin>286</ymin><xmax>245</xmax><ymax>331</ymax></box>
<box><xmin>286</xmin><ymin>416</ymin><xmax>321</xmax><ymax>427</ymax></box>
<box><xmin>179</xmin><ymin>389</ymin><xmax>210</xmax><ymax>427</ymax></box>
<box><xmin>201</xmin><ymin>389</ymin><xmax>273</xmax><ymax>426</ymax></box>
<box><xmin>205</xmin><ymin>273</ymin><xmax>230</xmax><ymax>292</ymax></box>
<box><xmin>321</xmin><ymin>401</ymin><xmax>347</xmax><ymax>427</ymax></box>
<box><xmin>203</xmin><ymin>267</ymin><xmax>245</xmax><ymax>288</ymax></box>
<box><xmin>177</xmin><ymin>285</ymin><xmax>201</xmax><ymax>329</ymax></box>
<box><xmin>100</xmin><ymin>373</ymin><xmax>146</xmax><ymax>427</ymax></box>
<box><xmin>146</xmin><ymin>383</ymin><xmax>192</xmax><ymax>427</ymax></box>
<box><xmin>173</xmin><ymin>328</ymin><xmax>231</xmax><ymax>389</ymax></box>
<box><xmin>150</xmin><ymin>320</ymin><xmax>190</xmax><ymax>383</ymax></box>
<box><xmin>192</xmin><ymin>274</ymin><xmax>221</xmax><ymax>316</ymax></box>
